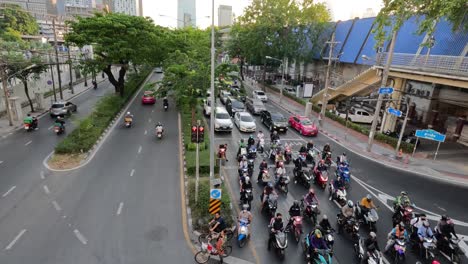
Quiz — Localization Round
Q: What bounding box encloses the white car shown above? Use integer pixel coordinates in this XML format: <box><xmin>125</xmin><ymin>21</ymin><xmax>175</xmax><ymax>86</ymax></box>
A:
<box><xmin>337</xmin><ymin>108</ymin><xmax>375</xmax><ymax>124</ymax></box>
<box><xmin>214</xmin><ymin>107</ymin><xmax>233</xmax><ymax>132</ymax></box>
<box><xmin>219</xmin><ymin>91</ymin><xmax>232</xmax><ymax>105</ymax></box>
<box><xmin>203</xmin><ymin>98</ymin><xmax>211</xmax><ymax>116</ymax></box>
<box><xmin>253</xmin><ymin>90</ymin><xmax>268</xmax><ymax>102</ymax></box>
<box><xmin>234</xmin><ymin>112</ymin><xmax>256</xmax><ymax>133</ymax></box>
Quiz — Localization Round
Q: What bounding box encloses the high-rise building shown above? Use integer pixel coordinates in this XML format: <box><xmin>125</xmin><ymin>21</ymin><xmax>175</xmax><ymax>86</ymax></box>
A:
<box><xmin>112</xmin><ymin>0</ymin><xmax>137</xmax><ymax>16</ymax></box>
<box><xmin>0</xmin><ymin>0</ymin><xmax>48</xmax><ymax>16</ymax></box>
<box><xmin>178</xmin><ymin>0</ymin><xmax>196</xmax><ymax>28</ymax></box>
<box><xmin>137</xmin><ymin>0</ymin><xmax>142</xmax><ymax>16</ymax></box>
<box><xmin>217</xmin><ymin>5</ymin><xmax>232</xmax><ymax>27</ymax></box>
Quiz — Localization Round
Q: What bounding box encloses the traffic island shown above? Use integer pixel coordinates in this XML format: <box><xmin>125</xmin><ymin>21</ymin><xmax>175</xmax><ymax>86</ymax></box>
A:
<box><xmin>47</xmin><ymin>153</ymin><xmax>86</xmax><ymax>170</ymax></box>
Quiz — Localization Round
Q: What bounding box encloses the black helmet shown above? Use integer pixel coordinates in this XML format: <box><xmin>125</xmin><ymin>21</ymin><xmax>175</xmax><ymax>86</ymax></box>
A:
<box><xmin>293</xmin><ymin>200</ymin><xmax>299</xmax><ymax>207</ymax></box>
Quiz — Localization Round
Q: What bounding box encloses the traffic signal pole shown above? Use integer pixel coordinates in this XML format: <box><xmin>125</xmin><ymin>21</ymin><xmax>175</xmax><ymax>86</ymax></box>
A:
<box><xmin>195</xmin><ymin>120</ymin><xmax>200</xmax><ymax>203</ymax></box>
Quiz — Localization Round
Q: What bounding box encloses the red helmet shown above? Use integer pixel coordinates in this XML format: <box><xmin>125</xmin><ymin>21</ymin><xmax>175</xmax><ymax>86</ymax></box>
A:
<box><xmin>431</xmin><ymin>261</ymin><xmax>440</xmax><ymax>264</ymax></box>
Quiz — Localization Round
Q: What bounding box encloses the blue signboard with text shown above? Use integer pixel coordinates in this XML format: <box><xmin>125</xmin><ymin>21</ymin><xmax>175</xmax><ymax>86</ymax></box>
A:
<box><xmin>415</xmin><ymin>129</ymin><xmax>446</xmax><ymax>142</ymax></box>
<box><xmin>379</xmin><ymin>87</ymin><xmax>394</xmax><ymax>94</ymax></box>
<box><xmin>387</xmin><ymin>107</ymin><xmax>402</xmax><ymax>117</ymax></box>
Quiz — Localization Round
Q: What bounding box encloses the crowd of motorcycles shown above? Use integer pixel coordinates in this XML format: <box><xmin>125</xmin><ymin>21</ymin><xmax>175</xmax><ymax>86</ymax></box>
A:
<box><xmin>222</xmin><ymin>134</ymin><xmax>465</xmax><ymax>264</ymax></box>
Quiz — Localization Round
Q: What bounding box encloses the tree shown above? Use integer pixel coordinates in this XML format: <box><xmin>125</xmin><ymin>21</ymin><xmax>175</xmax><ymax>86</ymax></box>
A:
<box><xmin>0</xmin><ymin>4</ymin><xmax>39</xmax><ymax>41</ymax></box>
<box><xmin>374</xmin><ymin>0</ymin><xmax>468</xmax><ymax>45</ymax></box>
<box><xmin>65</xmin><ymin>13</ymin><xmax>167</xmax><ymax>97</ymax></box>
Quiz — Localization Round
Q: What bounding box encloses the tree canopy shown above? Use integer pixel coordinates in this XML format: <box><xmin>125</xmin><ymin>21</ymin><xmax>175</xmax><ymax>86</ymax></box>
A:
<box><xmin>0</xmin><ymin>4</ymin><xmax>39</xmax><ymax>41</ymax></box>
<box><xmin>65</xmin><ymin>13</ymin><xmax>169</xmax><ymax>96</ymax></box>
<box><xmin>375</xmin><ymin>0</ymin><xmax>468</xmax><ymax>45</ymax></box>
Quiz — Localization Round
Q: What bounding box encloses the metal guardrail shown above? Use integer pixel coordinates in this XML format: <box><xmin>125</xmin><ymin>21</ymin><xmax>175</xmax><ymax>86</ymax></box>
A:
<box><xmin>376</xmin><ymin>52</ymin><xmax>468</xmax><ymax>77</ymax></box>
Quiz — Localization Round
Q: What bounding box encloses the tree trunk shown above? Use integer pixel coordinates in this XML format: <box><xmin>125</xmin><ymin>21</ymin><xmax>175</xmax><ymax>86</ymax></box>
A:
<box><xmin>132</xmin><ymin>64</ymin><xmax>138</xmax><ymax>74</ymax></box>
<box><xmin>23</xmin><ymin>81</ymin><xmax>34</xmax><ymax>113</ymax></box>
<box><xmin>103</xmin><ymin>65</ymin><xmax>127</xmax><ymax>97</ymax></box>
<box><xmin>239</xmin><ymin>57</ymin><xmax>245</xmax><ymax>81</ymax></box>
<box><xmin>262</xmin><ymin>60</ymin><xmax>267</xmax><ymax>91</ymax></box>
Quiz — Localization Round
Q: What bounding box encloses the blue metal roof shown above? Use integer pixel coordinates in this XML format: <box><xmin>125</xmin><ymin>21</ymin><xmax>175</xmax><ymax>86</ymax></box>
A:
<box><xmin>333</xmin><ymin>19</ymin><xmax>354</xmax><ymax>55</ymax></box>
<box><xmin>392</xmin><ymin>16</ymin><xmax>426</xmax><ymax>54</ymax></box>
<box><xmin>340</xmin><ymin>17</ymin><xmax>374</xmax><ymax>63</ymax></box>
<box><xmin>425</xmin><ymin>18</ymin><xmax>468</xmax><ymax>56</ymax></box>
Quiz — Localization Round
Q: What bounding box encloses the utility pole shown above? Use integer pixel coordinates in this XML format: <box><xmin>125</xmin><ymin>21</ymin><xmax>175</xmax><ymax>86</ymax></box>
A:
<box><xmin>209</xmin><ymin>0</ymin><xmax>216</xmax><ymax>187</ymax></box>
<box><xmin>52</xmin><ymin>18</ymin><xmax>63</xmax><ymax>100</ymax></box>
<box><xmin>367</xmin><ymin>30</ymin><xmax>398</xmax><ymax>152</ymax></box>
<box><xmin>48</xmin><ymin>52</ymin><xmax>57</xmax><ymax>101</ymax></box>
<box><xmin>279</xmin><ymin>57</ymin><xmax>285</xmax><ymax>104</ymax></box>
<box><xmin>319</xmin><ymin>31</ymin><xmax>336</xmax><ymax>126</ymax></box>
<box><xmin>67</xmin><ymin>46</ymin><xmax>74</xmax><ymax>94</ymax></box>
<box><xmin>395</xmin><ymin>98</ymin><xmax>411</xmax><ymax>155</ymax></box>
<box><xmin>195</xmin><ymin>120</ymin><xmax>200</xmax><ymax>203</ymax></box>
<box><xmin>1</xmin><ymin>64</ymin><xmax>13</xmax><ymax>126</ymax></box>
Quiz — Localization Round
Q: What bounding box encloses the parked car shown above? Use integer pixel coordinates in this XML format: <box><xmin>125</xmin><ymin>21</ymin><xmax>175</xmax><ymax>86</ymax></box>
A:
<box><xmin>142</xmin><ymin>91</ymin><xmax>156</xmax><ymax>104</ymax></box>
<box><xmin>260</xmin><ymin>111</ymin><xmax>288</xmax><ymax>132</ymax></box>
<box><xmin>284</xmin><ymin>87</ymin><xmax>295</xmax><ymax>94</ymax></box>
<box><xmin>245</xmin><ymin>98</ymin><xmax>266</xmax><ymax>115</ymax></box>
<box><xmin>214</xmin><ymin>107</ymin><xmax>233</xmax><ymax>133</ymax></box>
<box><xmin>288</xmin><ymin>115</ymin><xmax>318</xmax><ymax>136</ymax></box>
<box><xmin>203</xmin><ymin>98</ymin><xmax>212</xmax><ymax>116</ymax></box>
<box><xmin>226</xmin><ymin>98</ymin><xmax>245</xmax><ymax>117</ymax></box>
<box><xmin>253</xmin><ymin>90</ymin><xmax>268</xmax><ymax>102</ymax></box>
<box><xmin>234</xmin><ymin>112</ymin><xmax>256</xmax><ymax>133</ymax></box>
<box><xmin>219</xmin><ymin>91</ymin><xmax>232</xmax><ymax>105</ymax></box>
<box><xmin>50</xmin><ymin>101</ymin><xmax>77</xmax><ymax>118</ymax></box>
<box><xmin>154</xmin><ymin>67</ymin><xmax>163</xmax><ymax>73</ymax></box>
<box><xmin>337</xmin><ymin>108</ymin><xmax>374</xmax><ymax>124</ymax></box>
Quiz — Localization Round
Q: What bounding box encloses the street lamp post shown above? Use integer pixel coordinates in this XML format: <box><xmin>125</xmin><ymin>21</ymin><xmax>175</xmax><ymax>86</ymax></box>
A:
<box><xmin>209</xmin><ymin>0</ymin><xmax>216</xmax><ymax>187</ymax></box>
<box><xmin>265</xmin><ymin>56</ymin><xmax>284</xmax><ymax>105</ymax></box>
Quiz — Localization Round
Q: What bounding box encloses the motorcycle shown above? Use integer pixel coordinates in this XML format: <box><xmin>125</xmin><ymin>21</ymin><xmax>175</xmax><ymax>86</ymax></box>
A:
<box><xmin>260</xmin><ymin>169</ymin><xmax>272</xmax><ymax>185</ymax></box>
<box><xmin>323</xmin><ymin>228</ymin><xmax>335</xmax><ymax>249</ymax></box>
<box><xmin>386</xmin><ymin>237</ymin><xmax>406</xmax><ymax>264</ymax></box>
<box><xmin>237</xmin><ymin>220</ymin><xmax>250</xmax><ymax>248</ymax></box>
<box><xmin>269</xmin><ymin>230</ymin><xmax>288</xmax><ymax>260</ymax></box>
<box><xmin>355</xmin><ymin>206</ymin><xmax>379</xmax><ymax>232</ymax></box>
<box><xmin>324</xmin><ymin>152</ymin><xmax>332</xmax><ymax>167</ymax></box>
<box><xmin>163</xmin><ymin>103</ymin><xmax>168</xmax><ymax>111</ymax></box>
<box><xmin>314</xmin><ymin>169</ymin><xmax>329</xmax><ymax>189</ymax></box>
<box><xmin>337</xmin><ymin>215</ymin><xmax>360</xmax><ymax>242</ymax></box>
<box><xmin>437</xmin><ymin>234</ymin><xmax>465</xmax><ymax>263</ymax></box>
<box><xmin>247</xmin><ymin>159</ymin><xmax>255</xmax><ymax>177</ymax></box>
<box><xmin>393</xmin><ymin>205</ymin><xmax>414</xmax><ymax>227</ymax></box>
<box><xmin>294</xmin><ymin>167</ymin><xmax>312</xmax><ymax>188</ymax></box>
<box><xmin>24</xmin><ymin>121</ymin><xmax>37</xmax><ymax>132</ymax></box>
<box><xmin>247</xmin><ymin>145</ymin><xmax>257</xmax><ymax>159</ymax></box>
<box><xmin>288</xmin><ymin>216</ymin><xmax>303</xmax><ymax>243</ymax></box>
<box><xmin>262</xmin><ymin>194</ymin><xmax>278</xmax><ymax>218</ymax></box>
<box><xmin>354</xmin><ymin>238</ymin><xmax>383</xmax><ymax>264</ymax></box>
<box><xmin>275</xmin><ymin>174</ymin><xmax>290</xmax><ymax>194</ymax></box>
<box><xmin>156</xmin><ymin>127</ymin><xmax>163</xmax><ymax>139</ymax></box>
<box><xmin>124</xmin><ymin>117</ymin><xmax>132</xmax><ymax>128</ymax></box>
<box><xmin>306</xmin><ymin>148</ymin><xmax>318</xmax><ymax>165</ymax></box>
<box><xmin>53</xmin><ymin>123</ymin><xmax>65</xmax><ymax>135</ymax></box>
<box><xmin>329</xmin><ymin>184</ymin><xmax>347</xmax><ymax>207</ymax></box>
<box><xmin>284</xmin><ymin>145</ymin><xmax>292</xmax><ymax>164</ymax></box>
<box><xmin>301</xmin><ymin>199</ymin><xmax>320</xmax><ymax>225</ymax></box>
<box><xmin>421</xmin><ymin>237</ymin><xmax>437</xmax><ymax>261</ymax></box>
<box><xmin>335</xmin><ymin>165</ymin><xmax>351</xmax><ymax>188</ymax></box>
<box><xmin>238</xmin><ymin>167</ymin><xmax>249</xmax><ymax>179</ymax></box>
<box><xmin>240</xmin><ymin>188</ymin><xmax>253</xmax><ymax>210</ymax></box>
<box><xmin>303</xmin><ymin>240</ymin><xmax>333</xmax><ymax>264</ymax></box>
<box><xmin>218</xmin><ymin>144</ymin><xmax>227</xmax><ymax>160</ymax></box>
<box><xmin>194</xmin><ymin>242</ymin><xmax>232</xmax><ymax>263</ymax></box>
<box><xmin>238</xmin><ymin>147</ymin><xmax>247</xmax><ymax>161</ymax></box>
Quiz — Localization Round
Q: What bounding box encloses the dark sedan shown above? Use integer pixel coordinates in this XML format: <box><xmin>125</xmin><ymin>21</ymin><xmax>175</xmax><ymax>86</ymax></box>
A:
<box><xmin>260</xmin><ymin>111</ymin><xmax>288</xmax><ymax>132</ymax></box>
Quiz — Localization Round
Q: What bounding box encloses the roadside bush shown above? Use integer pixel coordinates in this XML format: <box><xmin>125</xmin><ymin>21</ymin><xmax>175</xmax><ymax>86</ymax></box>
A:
<box><xmin>55</xmin><ymin>68</ymin><xmax>151</xmax><ymax>154</ymax></box>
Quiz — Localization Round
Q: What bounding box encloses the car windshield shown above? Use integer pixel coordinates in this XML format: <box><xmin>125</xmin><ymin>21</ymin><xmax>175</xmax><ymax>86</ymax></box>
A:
<box><xmin>223</xmin><ymin>92</ymin><xmax>231</xmax><ymax>97</ymax></box>
<box><xmin>253</xmin><ymin>101</ymin><xmax>264</xmax><ymax>106</ymax></box>
<box><xmin>52</xmin><ymin>104</ymin><xmax>64</xmax><ymax>108</ymax></box>
<box><xmin>240</xmin><ymin>115</ymin><xmax>254</xmax><ymax>122</ymax></box>
<box><xmin>232</xmin><ymin>101</ymin><xmax>244</xmax><ymax>108</ymax></box>
<box><xmin>143</xmin><ymin>94</ymin><xmax>153</xmax><ymax>98</ymax></box>
<box><xmin>256</xmin><ymin>91</ymin><xmax>265</xmax><ymax>96</ymax></box>
<box><xmin>301</xmin><ymin>120</ymin><xmax>313</xmax><ymax>126</ymax></box>
<box><xmin>272</xmin><ymin>114</ymin><xmax>286</xmax><ymax>122</ymax></box>
<box><xmin>216</xmin><ymin>113</ymin><xmax>230</xmax><ymax>119</ymax></box>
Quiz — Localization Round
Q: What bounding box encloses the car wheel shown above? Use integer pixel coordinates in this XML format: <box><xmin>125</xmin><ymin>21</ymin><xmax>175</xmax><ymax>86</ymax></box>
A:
<box><xmin>300</xmin><ymin>129</ymin><xmax>304</xmax><ymax>135</ymax></box>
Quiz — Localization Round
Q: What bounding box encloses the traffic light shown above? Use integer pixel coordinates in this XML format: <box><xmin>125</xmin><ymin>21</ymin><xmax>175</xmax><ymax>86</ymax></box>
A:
<box><xmin>198</xmin><ymin>126</ymin><xmax>205</xmax><ymax>143</ymax></box>
<box><xmin>191</xmin><ymin>125</ymin><xmax>198</xmax><ymax>143</ymax></box>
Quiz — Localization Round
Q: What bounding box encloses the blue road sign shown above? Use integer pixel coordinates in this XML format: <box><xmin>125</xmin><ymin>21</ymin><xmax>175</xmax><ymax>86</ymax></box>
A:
<box><xmin>379</xmin><ymin>87</ymin><xmax>394</xmax><ymax>94</ymax></box>
<box><xmin>387</xmin><ymin>107</ymin><xmax>402</xmax><ymax>117</ymax></box>
<box><xmin>415</xmin><ymin>129</ymin><xmax>446</xmax><ymax>142</ymax></box>
<box><xmin>210</xmin><ymin>189</ymin><xmax>222</xmax><ymax>200</ymax></box>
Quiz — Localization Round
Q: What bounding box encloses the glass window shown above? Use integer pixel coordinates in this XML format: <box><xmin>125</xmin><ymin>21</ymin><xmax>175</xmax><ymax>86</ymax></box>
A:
<box><xmin>301</xmin><ymin>120</ymin><xmax>312</xmax><ymax>125</ymax></box>
<box><xmin>52</xmin><ymin>104</ymin><xmax>64</xmax><ymax>108</ymax></box>
<box><xmin>271</xmin><ymin>114</ymin><xmax>286</xmax><ymax>122</ymax></box>
<box><xmin>240</xmin><ymin>115</ymin><xmax>254</xmax><ymax>122</ymax></box>
<box><xmin>216</xmin><ymin>113</ymin><xmax>230</xmax><ymax>119</ymax></box>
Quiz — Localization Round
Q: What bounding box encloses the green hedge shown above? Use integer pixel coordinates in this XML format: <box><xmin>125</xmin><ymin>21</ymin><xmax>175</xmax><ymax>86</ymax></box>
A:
<box><xmin>55</xmin><ymin>68</ymin><xmax>151</xmax><ymax>154</ymax></box>
<box><xmin>188</xmin><ymin>177</ymin><xmax>233</xmax><ymax>231</ymax></box>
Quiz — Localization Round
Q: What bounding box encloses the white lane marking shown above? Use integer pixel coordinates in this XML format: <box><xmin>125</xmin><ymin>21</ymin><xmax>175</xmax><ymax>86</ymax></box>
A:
<box><xmin>130</xmin><ymin>169</ymin><xmax>135</xmax><ymax>177</ymax></box>
<box><xmin>43</xmin><ymin>185</ymin><xmax>50</xmax><ymax>195</ymax></box>
<box><xmin>137</xmin><ymin>146</ymin><xmax>142</xmax><ymax>154</ymax></box>
<box><xmin>116</xmin><ymin>202</ymin><xmax>124</xmax><ymax>215</ymax></box>
<box><xmin>4</xmin><ymin>229</ymin><xmax>27</xmax><ymax>250</ymax></box>
<box><xmin>48</xmin><ymin>125</ymin><xmax>53</xmax><ymax>130</ymax></box>
<box><xmin>52</xmin><ymin>201</ymin><xmax>62</xmax><ymax>211</ymax></box>
<box><xmin>148</xmin><ymin>118</ymin><xmax>152</xmax><ymax>123</ymax></box>
<box><xmin>73</xmin><ymin>229</ymin><xmax>88</xmax><ymax>245</ymax></box>
<box><xmin>144</xmin><ymin>130</ymin><xmax>147</xmax><ymax>135</ymax></box>
<box><xmin>2</xmin><ymin>186</ymin><xmax>16</xmax><ymax>198</ymax></box>
<box><xmin>0</xmin><ymin>161</ymin><xmax>3</xmax><ymax>165</ymax></box>
<box><xmin>40</xmin><ymin>171</ymin><xmax>45</xmax><ymax>179</ymax></box>
<box><xmin>24</xmin><ymin>140</ymin><xmax>32</xmax><ymax>146</ymax></box>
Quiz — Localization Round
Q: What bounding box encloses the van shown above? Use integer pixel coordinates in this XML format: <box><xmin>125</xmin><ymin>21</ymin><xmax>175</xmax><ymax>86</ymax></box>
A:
<box><xmin>214</xmin><ymin>107</ymin><xmax>233</xmax><ymax>132</ymax></box>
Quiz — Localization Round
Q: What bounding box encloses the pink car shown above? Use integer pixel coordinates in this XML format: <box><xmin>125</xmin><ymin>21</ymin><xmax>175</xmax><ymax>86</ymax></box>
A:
<box><xmin>142</xmin><ymin>91</ymin><xmax>156</xmax><ymax>105</ymax></box>
<box><xmin>288</xmin><ymin>115</ymin><xmax>318</xmax><ymax>136</ymax></box>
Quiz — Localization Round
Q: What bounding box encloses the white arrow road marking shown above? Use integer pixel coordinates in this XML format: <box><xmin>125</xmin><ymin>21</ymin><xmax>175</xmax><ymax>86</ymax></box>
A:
<box><xmin>377</xmin><ymin>193</ymin><xmax>394</xmax><ymax>204</ymax></box>
<box><xmin>137</xmin><ymin>146</ymin><xmax>142</xmax><ymax>154</ymax></box>
<box><xmin>5</xmin><ymin>229</ymin><xmax>27</xmax><ymax>250</ymax></box>
<box><xmin>73</xmin><ymin>229</ymin><xmax>87</xmax><ymax>245</ymax></box>
<box><xmin>52</xmin><ymin>201</ymin><xmax>62</xmax><ymax>211</ymax></box>
<box><xmin>43</xmin><ymin>185</ymin><xmax>50</xmax><ymax>195</ymax></box>
<box><xmin>24</xmin><ymin>140</ymin><xmax>32</xmax><ymax>146</ymax></box>
<box><xmin>2</xmin><ymin>186</ymin><xmax>16</xmax><ymax>198</ymax></box>
<box><xmin>130</xmin><ymin>169</ymin><xmax>135</xmax><ymax>177</ymax></box>
<box><xmin>116</xmin><ymin>202</ymin><xmax>124</xmax><ymax>215</ymax></box>
<box><xmin>0</xmin><ymin>161</ymin><xmax>3</xmax><ymax>165</ymax></box>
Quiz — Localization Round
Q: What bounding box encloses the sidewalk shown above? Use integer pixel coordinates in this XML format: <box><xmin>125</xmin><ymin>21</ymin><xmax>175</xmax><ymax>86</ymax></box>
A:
<box><xmin>242</xmin><ymin>77</ymin><xmax>468</xmax><ymax>185</ymax></box>
<box><xmin>0</xmin><ymin>74</ymin><xmax>108</xmax><ymax>138</ymax></box>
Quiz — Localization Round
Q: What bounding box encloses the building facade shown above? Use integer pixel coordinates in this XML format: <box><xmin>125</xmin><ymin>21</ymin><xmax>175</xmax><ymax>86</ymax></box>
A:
<box><xmin>217</xmin><ymin>5</ymin><xmax>232</xmax><ymax>27</ymax></box>
<box><xmin>177</xmin><ymin>0</ymin><xmax>196</xmax><ymax>28</ymax></box>
<box><xmin>112</xmin><ymin>0</ymin><xmax>137</xmax><ymax>16</ymax></box>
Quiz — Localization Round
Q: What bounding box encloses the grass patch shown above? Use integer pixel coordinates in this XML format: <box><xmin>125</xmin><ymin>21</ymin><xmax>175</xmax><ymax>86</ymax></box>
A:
<box><xmin>54</xmin><ymin>68</ymin><xmax>151</xmax><ymax>154</ymax></box>
<box><xmin>188</xmin><ymin>177</ymin><xmax>234</xmax><ymax>231</ymax></box>
<box><xmin>48</xmin><ymin>153</ymin><xmax>86</xmax><ymax>170</ymax></box>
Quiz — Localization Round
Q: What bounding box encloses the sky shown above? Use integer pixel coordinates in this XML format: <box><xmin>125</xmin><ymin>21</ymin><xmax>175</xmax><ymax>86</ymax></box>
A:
<box><xmin>143</xmin><ymin>0</ymin><xmax>383</xmax><ymax>28</ymax></box>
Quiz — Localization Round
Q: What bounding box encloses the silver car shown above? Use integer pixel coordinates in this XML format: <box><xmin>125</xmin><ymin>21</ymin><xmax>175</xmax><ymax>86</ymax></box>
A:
<box><xmin>246</xmin><ymin>98</ymin><xmax>266</xmax><ymax>115</ymax></box>
<box><xmin>50</xmin><ymin>101</ymin><xmax>77</xmax><ymax>117</ymax></box>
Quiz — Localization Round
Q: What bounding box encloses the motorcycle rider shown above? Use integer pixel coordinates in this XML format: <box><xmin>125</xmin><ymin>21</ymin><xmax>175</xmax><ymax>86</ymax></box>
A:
<box><xmin>54</xmin><ymin>116</ymin><xmax>65</xmax><ymax>130</ymax></box>
<box><xmin>316</xmin><ymin>159</ymin><xmax>327</xmax><ymax>172</ymax></box>
<box><xmin>125</xmin><ymin>111</ymin><xmax>133</xmax><ymax>120</ymax></box>
<box><xmin>417</xmin><ymin>221</ymin><xmax>436</xmax><ymax>256</ymax></box>
<box><xmin>237</xmin><ymin>139</ymin><xmax>247</xmax><ymax>158</ymax></box>
<box><xmin>393</xmin><ymin>191</ymin><xmax>411</xmax><ymax>220</ymax></box>
<box><xmin>163</xmin><ymin>97</ymin><xmax>169</xmax><ymax>108</ymax></box>
<box><xmin>286</xmin><ymin>200</ymin><xmax>301</xmax><ymax>231</ymax></box>
<box><xmin>270</xmin><ymin>130</ymin><xmax>280</xmax><ymax>143</ymax></box>
<box><xmin>410</xmin><ymin>214</ymin><xmax>427</xmax><ymax>241</ymax></box>
<box><xmin>307</xmin><ymin>141</ymin><xmax>314</xmax><ymax>151</ymax></box>
<box><xmin>322</xmin><ymin>143</ymin><xmax>331</xmax><ymax>159</ymax></box>
<box><xmin>307</xmin><ymin>229</ymin><xmax>330</xmax><ymax>261</ymax></box>
<box><xmin>238</xmin><ymin>204</ymin><xmax>253</xmax><ymax>234</ymax></box>
<box><xmin>247</xmin><ymin>135</ymin><xmax>255</xmax><ymax>147</ymax></box>
<box><xmin>319</xmin><ymin>215</ymin><xmax>332</xmax><ymax>232</ymax></box>
<box><xmin>304</xmin><ymin>188</ymin><xmax>319</xmax><ymax>205</ymax></box>
<box><xmin>155</xmin><ymin>122</ymin><xmax>164</xmax><ymax>135</ymax></box>
<box><xmin>361</xmin><ymin>232</ymin><xmax>381</xmax><ymax>264</ymax></box>
<box><xmin>257</xmin><ymin>130</ymin><xmax>265</xmax><ymax>150</ymax></box>
<box><xmin>238</xmin><ymin>156</ymin><xmax>248</xmax><ymax>176</ymax></box>
<box><xmin>384</xmin><ymin>222</ymin><xmax>409</xmax><ymax>253</ymax></box>
<box><xmin>261</xmin><ymin>183</ymin><xmax>276</xmax><ymax>210</ymax></box>
<box><xmin>257</xmin><ymin>159</ymin><xmax>268</xmax><ymax>183</ymax></box>
<box><xmin>275</xmin><ymin>161</ymin><xmax>286</xmax><ymax>178</ymax></box>
<box><xmin>337</xmin><ymin>152</ymin><xmax>347</xmax><ymax>164</ymax></box>
<box><xmin>329</xmin><ymin>176</ymin><xmax>344</xmax><ymax>200</ymax></box>
<box><xmin>209</xmin><ymin>212</ymin><xmax>227</xmax><ymax>237</ymax></box>
<box><xmin>359</xmin><ymin>194</ymin><xmax>377</xmax><ymax>219</ymax></box>
<box><xmin>268</xmin><ymin>213</ymin><xmax>284</xmax><ymax>250</ymax></box>
<box><xmin>339</xmin><ymin>200</ymin><xmax>355</xmax><ymax>232</ymax></box>
<box><xmin>435</xmin><ymin>215</ymin><xmax>458</xmax><ymax>252</ymax></box>
<box><xmin>299</xmin><ymin>144</ymin><xmax>308</xmax><ymax>154</ymax></box>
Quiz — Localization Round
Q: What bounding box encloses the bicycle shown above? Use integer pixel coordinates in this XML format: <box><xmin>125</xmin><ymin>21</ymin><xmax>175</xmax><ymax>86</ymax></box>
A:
<box><xmin>194</xmin><ymin>242</ymin><xmax>233</xmax><ymax>263</ymax></box>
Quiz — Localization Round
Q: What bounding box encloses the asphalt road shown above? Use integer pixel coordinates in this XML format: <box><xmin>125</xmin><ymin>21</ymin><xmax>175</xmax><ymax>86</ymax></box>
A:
<box><xmin>0</xmin><ymin>72</ymin><xmax>193</xmax><ymax>263</ymax></box>
<box><xmin>212</xmin><ymin>88</ymin><xmax>468</xmax><ymax>264</ymax></box>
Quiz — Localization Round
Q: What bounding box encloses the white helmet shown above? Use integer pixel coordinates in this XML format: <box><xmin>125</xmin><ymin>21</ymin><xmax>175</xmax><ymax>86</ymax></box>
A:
<box><xmin>245</xmin><ymin>176</ymin><xmax>250</xmax><ymax>184</ymax></box>
<box><xmin>127</xmin><ymin>112</ymin><xmax>131</xmax><ymax>115</ymax></box>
